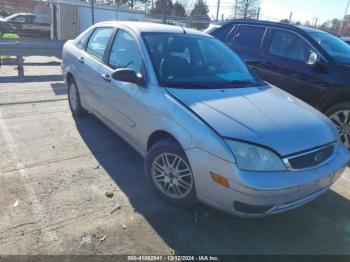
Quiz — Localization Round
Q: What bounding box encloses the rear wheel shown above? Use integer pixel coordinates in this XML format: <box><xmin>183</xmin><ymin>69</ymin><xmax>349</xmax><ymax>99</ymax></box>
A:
<box><xmin>68</xmin><ymin>78</ymin><xmax>85</xmax><ymax>117</ymax></box>
<box><xmin>145</xmin><ymin>139</ymin><xmax>197</xmax><ymax>206</ymax></box>
<box><xmin>325</xmin><ymin>102</ymin><xmax>350</xmax><ymax>148</ymax></box>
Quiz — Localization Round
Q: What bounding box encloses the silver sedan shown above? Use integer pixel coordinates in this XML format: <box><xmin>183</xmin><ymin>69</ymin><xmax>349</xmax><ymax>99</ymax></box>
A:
<box><xmin>61</xmin><ymin>21</ymin><xmax>350</xmax><ymax>217</ymax></box>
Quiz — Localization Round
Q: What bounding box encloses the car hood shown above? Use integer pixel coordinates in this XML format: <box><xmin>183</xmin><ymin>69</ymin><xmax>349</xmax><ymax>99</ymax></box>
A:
<box><xmin>167</xmin><ymin>85</ymin><xmax>337</xmax><ymax>156</ymax></box>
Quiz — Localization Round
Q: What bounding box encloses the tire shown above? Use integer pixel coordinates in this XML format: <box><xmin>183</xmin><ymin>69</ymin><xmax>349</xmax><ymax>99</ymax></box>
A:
<box><xmin>67</xmin><ymin>78</ymin><xmax>86</xmax><ymax>117</ymax></box>
<box><xmin>145</xmin><ymin>139</ymin><xmax>197</xmax><ymax>206</ymax></box>
<box><xmin>325</xmin><ymin>102</ymin><xmax>350</xmax><ymax>148</ymax></box>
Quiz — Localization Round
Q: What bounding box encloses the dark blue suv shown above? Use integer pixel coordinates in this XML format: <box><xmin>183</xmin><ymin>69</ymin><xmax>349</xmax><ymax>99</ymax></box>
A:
<box><xmin>208</xmin><ymin>20</ymin><xmax>350</xmax><ymax>148</ymax></box>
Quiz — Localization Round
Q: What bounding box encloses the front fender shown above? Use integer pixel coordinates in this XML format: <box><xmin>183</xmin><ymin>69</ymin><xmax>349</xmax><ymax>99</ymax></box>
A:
<box><xmin>138</xmin><ymin>115</ymin><xmax>195</xmax><ymax>155</ymax></box>
<box><xmin>138</xmin><ymin>111</ymin><xmax>235</xmax><ymax>164</ymax></box>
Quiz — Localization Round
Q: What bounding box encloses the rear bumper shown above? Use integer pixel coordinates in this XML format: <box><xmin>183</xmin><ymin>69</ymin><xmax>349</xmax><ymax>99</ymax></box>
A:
<box><xmin>186</xmin><ymin>142</ymin><xmax>349</xmax><ymax>217</ymax></box>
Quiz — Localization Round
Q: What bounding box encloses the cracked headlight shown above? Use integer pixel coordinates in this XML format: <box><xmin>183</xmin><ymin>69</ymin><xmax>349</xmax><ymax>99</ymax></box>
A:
<box><xmin>225</xmin><ymin>139</ymin><xmax>287</xmax><ymax>171</ymax></box>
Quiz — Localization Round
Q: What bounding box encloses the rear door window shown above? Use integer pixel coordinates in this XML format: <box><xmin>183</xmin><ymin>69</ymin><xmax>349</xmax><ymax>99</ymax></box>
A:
<box><xmin>233</xmin><ymin>25</ymin><xmax>267</xmax><ymax>49</ymax></box>
<box><xmin>86</xmin><ymin>27</ymin><xmax>114</xmax><ymax>61</ymax></box>
<box><xmin>26</xmin><ymin>15</ymin><xmax>36</xmax><ymax>23</ymax></box>
<box><xmin>269</xmin><ymin>29</ymin><xmax>312</xmax><ymax>62</ymax></box>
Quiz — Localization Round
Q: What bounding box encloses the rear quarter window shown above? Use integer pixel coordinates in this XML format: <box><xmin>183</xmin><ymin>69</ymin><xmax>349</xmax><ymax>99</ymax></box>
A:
<box><xmin>76</xmin><ymin>29</ymin><xmax>92</xmax><ymax>49</ymax></box>
<box><xmin>211</xmin><ymin>24</ymin><xmax>233</xmax><ymax>41</ymax></box>
<box><xmin>234</xmin><ymin>25</ymin><xmax>267</xmax><ymax>49</ymax></box>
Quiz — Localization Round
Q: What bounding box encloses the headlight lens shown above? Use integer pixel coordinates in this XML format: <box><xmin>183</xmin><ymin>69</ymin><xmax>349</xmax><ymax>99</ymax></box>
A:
<box><xmin>225</xmin><ymin>140</ymin><xmax>287</xmax><ymax>171</ymax></box>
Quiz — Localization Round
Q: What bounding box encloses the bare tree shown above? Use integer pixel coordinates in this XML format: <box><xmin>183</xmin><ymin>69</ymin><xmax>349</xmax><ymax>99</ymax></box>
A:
<box><xmin>114</xmin><ymin>0</ymin><xmax>150</xmax><ymax>10</ymax></box>
<box><xmin>233</xmin><ymin>0</ymin><xmax>259</xmax><ymax>19</ymax></box>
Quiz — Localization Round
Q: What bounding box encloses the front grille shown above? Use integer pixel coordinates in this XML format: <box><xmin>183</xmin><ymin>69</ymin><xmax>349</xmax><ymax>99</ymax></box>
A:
<box><xmin>286</xmin><ymin>144</ymin><xmax>335</xmax><ymax>170</ymax></box>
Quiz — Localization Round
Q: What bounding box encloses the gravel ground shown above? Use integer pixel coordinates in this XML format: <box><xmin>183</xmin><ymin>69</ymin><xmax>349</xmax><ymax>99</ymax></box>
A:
<box><xmin>0</xmin><ymin>56</ymin><xmax>350</xmax><ymax>255</ymax></box>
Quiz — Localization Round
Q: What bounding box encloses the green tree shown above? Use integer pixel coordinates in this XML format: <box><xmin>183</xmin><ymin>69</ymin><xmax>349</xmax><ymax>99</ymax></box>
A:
<box><xmin>189</xmin><ymin>0</ymin><xmax>210</xmax><ymax>29</ymax></box>
<box><xmin>149</xmin><ymin>0</ymin><xmax>174</xmax><ymax>17</ymax></box>
<box><xmin>172</xmin><ymin>1</ymin><xmax>186</xmax><ymax>17</ymax></box>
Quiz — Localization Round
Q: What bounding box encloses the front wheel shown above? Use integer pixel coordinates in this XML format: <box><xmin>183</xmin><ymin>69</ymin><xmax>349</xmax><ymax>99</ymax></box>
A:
<box><xmin>145</xmin><ymin>139</ymin><xmax>197</xmax><ymax>206</ymax></box>
<box><xmin>325</xmin><ymin>102</ymin><xmax>350</xmax><ymax>148</ymax></box>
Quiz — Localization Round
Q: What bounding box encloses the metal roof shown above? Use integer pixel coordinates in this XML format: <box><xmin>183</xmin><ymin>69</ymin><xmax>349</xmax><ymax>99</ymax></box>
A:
<box><xmin>95</xmin><ymin>21</ymin><xmax>210</xmax><ymax>36</ymax></box>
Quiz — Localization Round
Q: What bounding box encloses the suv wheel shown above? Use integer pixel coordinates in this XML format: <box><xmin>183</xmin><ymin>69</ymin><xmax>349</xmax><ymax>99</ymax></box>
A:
<box><xmin>325</xmin><ymin>102</ymin><xmax>350</xmax><ymax>148</ymax></box>
<box><xmin>68</xmin><ymin>78</ymin><xmax>85</xmax><ymax>116</ymax></box>
<box><xmin>145</xmin><ymin>139</ymin><xmax>197</xmax><ymax>206</ymax></box>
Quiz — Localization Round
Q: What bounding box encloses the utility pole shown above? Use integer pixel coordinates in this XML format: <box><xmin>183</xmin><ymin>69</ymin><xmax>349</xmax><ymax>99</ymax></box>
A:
<box><xmin>339</xmin><ymin>0</ymin><xmax>350</xmax><ymax>36</ymax></box>
<box><xmin>91</xmin><ymin>0</ymin><xmax>95</xmax><ymax>25</ymax></box>
<box><xmin>216</xmin><ymin>0</ymin><xmax>220</xmax><ymax>21</ymax></box>
<box><xmin>314</xmin><ymin>17</ymin><xmax>318</xmax><ymax>27</ymax></box>
<box><xmin>256</xmin><ymin>7</ymin><xmax>260</xmax><ymax>20</ymax></box>
<box><xmin>289</xmin><ymin>11</ymin><xmax>293</xmax><ymax>24</ymax></box>
<box><xmin>162</xmin><ymin>0</ymin><xmax>167</xmax><ymax>24</ymax></box>
<box><xmin>234</xmin><ymin>0</ymin><xmax>238</xmax><ymax>19</ymax></box>
<box><xmin>52</xmin><ymin>2</ymin><xmax>57</xmax><ymax>40</ymax></box>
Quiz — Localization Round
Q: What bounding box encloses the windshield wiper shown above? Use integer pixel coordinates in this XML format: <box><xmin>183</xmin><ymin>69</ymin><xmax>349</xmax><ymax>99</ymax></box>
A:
<box><xmin>161</xmin><ymin>80</ymin><xmax>264</xmax><ymax>89</ymax></box>
<box><xmin>221</xmin><ymin>80</ymin><xmax>264</xmax><ymax>87</ymax></box>
<box><xmin>161</xmin><ymin>82</ymin><xmax>214</xmax><ymax>88</ymax></box>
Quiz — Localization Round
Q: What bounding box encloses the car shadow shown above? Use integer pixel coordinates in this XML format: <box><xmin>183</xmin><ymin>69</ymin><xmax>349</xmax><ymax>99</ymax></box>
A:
<box><xmin>0</xmin><ymin>75</ymin><xmax>63</xmax><ymax>83</ymax></box>
<box><xmin>74</xmin><ymin>115</ymin><xmax>350</xmax><ymax>255</ymax></box>
<box><xmin>50</xmin><ymin>82</ymin><xmax>67</xmax><ymax>96</ymax></box>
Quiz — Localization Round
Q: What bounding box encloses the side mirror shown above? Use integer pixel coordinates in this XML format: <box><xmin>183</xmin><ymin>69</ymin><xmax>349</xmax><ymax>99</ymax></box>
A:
<box><xmin>111</xmin><ymin>68</ymin><xmax>145</xmax><ymax>86</ymax></box>
<box><xmin>307</xmin><ymin>50</ymin><xmax>318</xmax><ymax>66</ymax></box>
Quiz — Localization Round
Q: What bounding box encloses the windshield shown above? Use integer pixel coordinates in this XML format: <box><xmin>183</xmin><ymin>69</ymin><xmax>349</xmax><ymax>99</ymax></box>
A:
<box><xmin>308</xmin><ymin>31</ymin><xmax>350</xmax><ymax>64</ymax></box>
<box><xmin>142</xmin><ymin>33</ymin><xmax>263</xmax><ymax>88</ymax></box>
<box><xmin>3</xmin><ymin>14</ymin><xmax>18</xmax><ymax>22</ymax></box>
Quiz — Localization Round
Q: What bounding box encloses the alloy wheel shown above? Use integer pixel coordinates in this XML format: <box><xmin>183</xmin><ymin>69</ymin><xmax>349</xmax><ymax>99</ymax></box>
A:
<box><xmin>330</xmin><ymin>110</ymin><xmax>350</xmax><ymax>148</ymax></box>
<box><xmin>151</xmin><ymin>153</ymin><xmax>194</xmax><ymax>199</ymax></box>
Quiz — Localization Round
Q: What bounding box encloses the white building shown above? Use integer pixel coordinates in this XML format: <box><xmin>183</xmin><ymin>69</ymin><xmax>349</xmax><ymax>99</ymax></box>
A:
<box><xmin>48</xmin><ymin>0</ymin><xmax>145</xmax><ymax>40</ymax></box>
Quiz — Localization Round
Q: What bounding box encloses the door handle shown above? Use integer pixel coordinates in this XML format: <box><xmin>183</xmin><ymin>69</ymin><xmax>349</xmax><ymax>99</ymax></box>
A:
<box><xmin>101</xmin><ymin>73</ymin><xmax>111</xmax><ymax>82</ymax></box>
<box><xmin>78</xmin><ymin>57</ymin><xmax>84</xmax><ymax>63</ymax></box>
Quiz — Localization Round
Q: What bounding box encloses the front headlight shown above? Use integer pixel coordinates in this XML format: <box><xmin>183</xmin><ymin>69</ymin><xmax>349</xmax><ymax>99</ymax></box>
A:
<box><xmin>225</xmin><ymin>139</ymin><xmax>287</xmax><ymax>171</ymax></box>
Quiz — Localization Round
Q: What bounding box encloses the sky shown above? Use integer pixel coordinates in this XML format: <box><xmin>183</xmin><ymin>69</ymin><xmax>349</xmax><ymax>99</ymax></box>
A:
<box><xmin>207</xmin><ymin>0</ymin><xmax>350</xmax><ymax>25</ymax></box>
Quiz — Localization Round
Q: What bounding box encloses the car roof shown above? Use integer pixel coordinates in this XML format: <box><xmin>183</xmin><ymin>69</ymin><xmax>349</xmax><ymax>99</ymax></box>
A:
<box><xmin>222</xmin><ymin>19</ymin><xmax>328</xmax><ymax>35</ymax></box>
<box><xmin>298</xmin><ymin>26</ymin><xmax>327</xmax><ymax>34</ymax></box>
<box><xmin>94</xmin><ymin>21</ymin><xmax>210</xmax><ymax>37</ymax></box>
<box><xmin>13</xmin><ymin>13</ymin><xmax>36</xmax><ymax>16</ymax></box>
